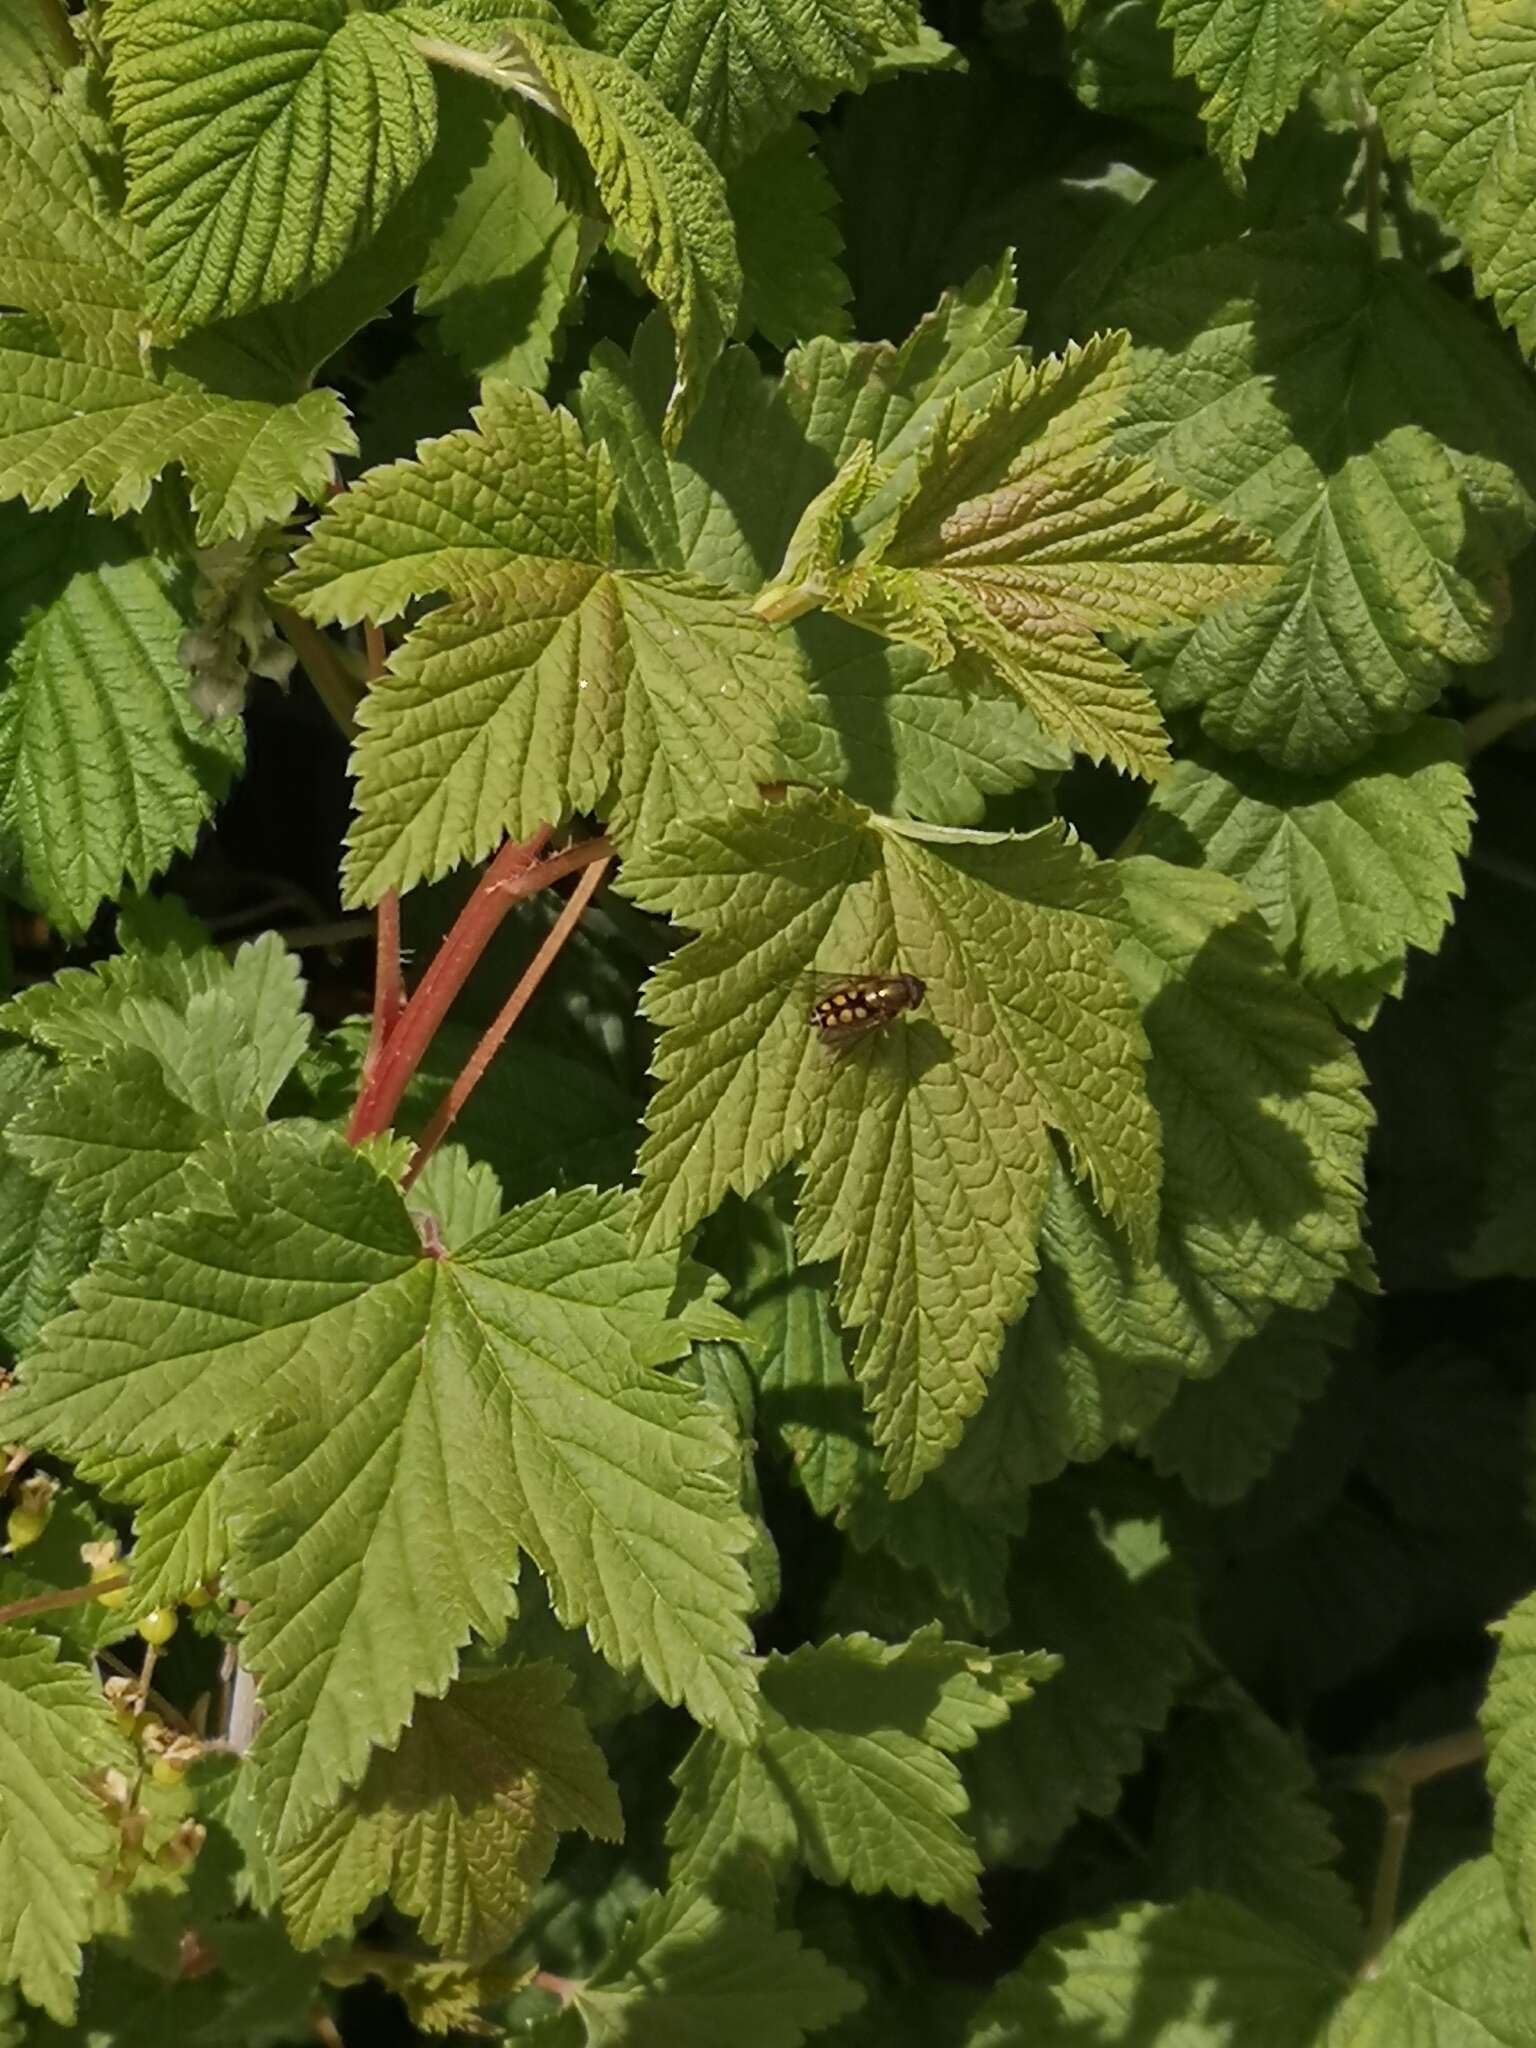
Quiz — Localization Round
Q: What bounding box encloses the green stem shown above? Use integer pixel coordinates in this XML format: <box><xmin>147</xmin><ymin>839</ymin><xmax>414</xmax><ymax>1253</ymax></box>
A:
<box><xmin>1464</xmin><ymin>696</ymin><xmax>1536</xmax><ymax>757</ymax></box>
<box><xmin>0</xmin><ymin>1575</ymin><xmax>126</xmax><ymax>1627</ymax></box>
<box><xmin>272</xmin><ymin>607</ymin><xmax>363</xmax><ymax>741</ymax></box>
<box><xmin>1356</xmin><ymin>1727</ymin><xmax>1485</xmax><ymax>1975</ymax></box>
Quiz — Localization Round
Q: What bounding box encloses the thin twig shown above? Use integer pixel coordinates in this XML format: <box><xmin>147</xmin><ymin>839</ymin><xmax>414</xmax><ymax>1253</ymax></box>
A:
<box><xmin>534</xmin><ymin>1971</ymin><xmax>577</xmax><ymax>2005</ymax></box>
<box><xmin>97</xmin><ymin>1646</ymin><xmax>196</xmax><ymax>1735</ymax></box>
<box><xmin>1464</xmin><ymin>696</ymin><xmax>1536</xmax><ymax>757</ymax></box>
<box><xmin>272</xmin><ymin>606</ymin><xmax>363</xmax><ymax>741</ymax></box>
<box><xmin>0</xmin><ymin>1574</ymin><xmax>126</xmax><ymax>1626</ymax></box>
<box><xmin>1356</xmin><ymin>1727</ymin><xmax>1485</xmax><ymax>1974</ymax></box>
<box><xmin>1362</xmin><ymin>105</ymin><xmax>1384</xmax><ymax>262</ymax></box>
<box><xmin>404</xmin><ymin>856</ymin><xmax>613</xmax><ymax>1188</ymax></box>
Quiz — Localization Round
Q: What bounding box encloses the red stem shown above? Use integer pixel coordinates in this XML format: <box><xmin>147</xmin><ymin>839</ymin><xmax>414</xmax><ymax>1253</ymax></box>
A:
<box><xmin>346</xmin><ymin>831</ymin><xmax>612</xmax><ymax>1145</ymax></box>
<box><xmin>403</xmin><ymin>855</ymin><xmax>613</xmax><ymax>1188</ymax></box>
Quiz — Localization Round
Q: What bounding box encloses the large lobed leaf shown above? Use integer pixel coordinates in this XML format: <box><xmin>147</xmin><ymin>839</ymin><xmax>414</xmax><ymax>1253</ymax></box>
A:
<box><xmin>1136</xmin><ymin>718</ymin><xmax>1471</xmax><ymax>1027</ymax></box>
<box><xmin>575</xmin><ymin>1886</ymin><xmax>864</xmax><ymax>2046</ymax></box>
<box><xmin>625</xmin><ymin>789</ymin><xmax>1161</xmax><ymax>1494</ymax></box>
<box><xmin>943</xmin><ymin>860</ymin><xmax>1370</xmax><ymax>1505</ymax></box>
<box><xmin>2</xmin><ymin>1124</ymin><xmax>760</xmax><ymax>1838</ymax></box>
<box><xmin>272</xmin><ymin>1662</ymin><xmax>622</xmax><ymax>1957</ymax></box>
<box><xmin>668</xmin><ymin>1628</ymin><xmax>1053</xmax><ymax>1926</ymax></box>
<box><xmin>1098</xmin><ymin>221</ymin><xmax>1536</xmax><ymax>772</ymax></box>
<box><xmin>278</xmin><ymin>382</ymin><xmax>805</xmax><ymax>897</ymax></box>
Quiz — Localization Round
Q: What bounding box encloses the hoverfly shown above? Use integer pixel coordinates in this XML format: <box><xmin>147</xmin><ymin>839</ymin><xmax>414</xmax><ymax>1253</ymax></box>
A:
<box><xmin>808</xmin><ymin>972</ymin><xmax>926</xmax><ymax>1051</ymax></box>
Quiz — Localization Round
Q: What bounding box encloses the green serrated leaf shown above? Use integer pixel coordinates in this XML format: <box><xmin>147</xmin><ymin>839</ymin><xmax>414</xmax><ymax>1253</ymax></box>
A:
<box><xmin>1153</xmin><ymin>1679</ymin><xmax>1362</xmax><ymax>1961</ymax></box>
<box><xmin>504</xmin><ymin>15</ymin><xmax>740</xmax><ymax>441</ymax></box>
<box><xmin>1103</xmin><ymin>222</ymin><xmax>1536</xmax><ymax>770</ymax></box>
<box><xmin>575</xmin><ymin>1887</ymin><xmax>864</xmax><ymax>2047</ymax></box>
<box><xmin>1140</xmin><ymin>1299</ymin><xmax>1349</xmax><ymax>1505</ymax></box>
<box><xmin>415</xmin><ymin>99</ymin><xmax>584</xmax><ymax>387</ymax></box>
<box><xmin>1136</xmin><ymin>718</ymin><xmax>1471</xmax><ymax>1026</ymax></box>
<box><xmin>595</xmin><ymin>0</ymin><xmax>920</xmax><ymax>167</ymax></box>
<box><xmin>761</xmin><ymin>333</ymin><xmax>1273</xmax><ymax>778</ymax></box>
<box><xmin>81</xmin><ymin>1444</ymin><xmax>231</xmax><ymax>1618</ymax></box>
<box><xmin>2</xmin><ymin>931</ymin><xmax>310</xmax><ymax>1226</ymax></box>
<box><xmin>945</xmin><ymin>860</ymin><xmax>1369</xmax><ymax>1505</ymax></box>
<box><xmin>669</xmin><ymin>1628</ymin><xmax>1050</xmax><ymax>1928</ymax></box>
<box><xmin>729</xmin><ymin>124</ymin><xmax>851</xmax><ymax>350</ymax></box>
<box><xmin>1483</xmin><ymin>1588</ymin><xmax>1536</xmax><ymax>1948</ymax></box>
<box><xmin>779</xmin><ymin>616</ymin><xmax>1070</xmax><ymax>825</ymax></box>
<box><xmin>1326</xmin><ymin>0</ymin><xmax>1536</xmax><ymax>355</ymax></box>
<box><xmin>1325</xmin><ymin>1857</ymin><xmax>1536</xmax><ymax>2046</ymax></box>
<box><xmin>0</xmin><ymin>507</ymin><xmax>243</xmax><ymax>934</ymax></box>
<box><xmin>967</xmin><ymin>1890</ymin><xmax>1344</xmax><ymax>2046</ymax></box>
<box><xmin>271</xmin><ymin>1662</ymin><xmax>620</xmax><ymax>1958</ymax></box>
<box><xmin>0</xmin><ymin>1628</ymin><xmax>128</xmax><ymax>2023</ymax></box>
<box><xmin>277</xmin><ymin>383</ymin><xmax>804</xmax><ymax>892</ymax></box>
<box><xmin>965</xmin><ymin>1493</ymin><xmax>1194</xmax><ymax>1867</ymax></box>
<box><xmin>0</xmin><ymin>1046</ymin><xmax>101</xmax><ymax>1365</ymax></box>
<box><xmin>107</xmin><ymin>0</ymin><xmax>437</xmax><ymax>335</ymax></box>
<box><xmin>0</xmin><ymin>0</ymin><xmax>74</xmax><ymax>103</ymax></box>
<box><xmin>0</xmin><ymin>94</ymin><xmax>356</xmax><ymax>540</ymax></box>
<box><xmin>3</xmin><ymin>1125</ymin><xmax>759</xmax><ymax>1833</ymax></box>
<box><xmin>1157</xmin><ymin>0</ymin><xmax>1322</xmax><ymax>181</ymax></box>
<box><xmin>626</xmin><ymin>790</ymin><xmax>1160</xmax><ymax>1494</ymax></box>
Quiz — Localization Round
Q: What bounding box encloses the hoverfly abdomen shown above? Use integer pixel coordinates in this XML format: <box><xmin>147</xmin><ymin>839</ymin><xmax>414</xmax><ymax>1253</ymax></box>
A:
<box><xmin>809</xmin><ymin>973</ymin><xmax>926</xmax><ymax>1049</ymax></box>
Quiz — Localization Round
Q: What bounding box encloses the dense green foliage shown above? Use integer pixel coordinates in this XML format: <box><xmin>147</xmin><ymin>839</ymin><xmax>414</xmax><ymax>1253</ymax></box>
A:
<box><xmin>0</xmin><ymin>0</ymin><xmax>1534</xmax><ymax>2039</ymax></box>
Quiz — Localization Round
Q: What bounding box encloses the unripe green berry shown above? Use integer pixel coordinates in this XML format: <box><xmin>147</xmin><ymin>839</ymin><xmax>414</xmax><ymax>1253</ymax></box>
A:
<box><xmin>137</xmin><ymin>1607</ymin><xmax>178</xmax><ymax>1648</ymax></box>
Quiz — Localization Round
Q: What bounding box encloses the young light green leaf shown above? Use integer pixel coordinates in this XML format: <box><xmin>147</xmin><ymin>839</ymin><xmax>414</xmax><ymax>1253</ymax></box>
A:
<box><xmin>968</xmin><ymin>1891</ymin><xmax>1344</xmax><ymax>2047</ymax></box>
<box><xmin>1325</xmin><ymin>1857</ymin><xmax>1536</xmax><ymax>2046</ymax></box>
<box><xmin>575</xmin><ymin>1888</ymin><xmax>864</xmax><ymax>2048</ymax></box>
<box><xmin>1136</xmin><ymin>719</ymin><xmax>1471</xmax><ymax>1026</ymax></box>
<box><xmin>1327</xmin><ymin>0</ymin><xmax>1536</xmax><ymax>354</ymax></box>
<box><xmin>0</xmin><ymin>95</ymin><xmax>356</xmax><ymax>541</ymax></box>
<box><xmin>415</xmin><ymin>100</ymin><xmax>584</xmax><ymax>388</ymax></box>
<box><xmin>277</xmin><ymin>383</ymin><xmax>804</xmax><ymax>894</ymax></box>
<box><xmin>1140</xmin><ymin>1299</ymin><xmax>1348</xmax><ymax>1505</ymax></box>
<box><xmin>3</xmin><ymin>1125</ymin><xmax>759</xmax><ymax>1829</ymax></box>
<box><xmin>595</xmin><ymin>0</ymin><xmax>920</xmax><ymax>167</ymax></box>
<box><xmin>668</xmin><ymin>1629</ymin><xmax>1052</xmax><ymax>1927</ymax></box>
<box><xmin>0</xmin><ymin>508</ymin><xmax>243</xmax><ymax>935</ymax></box>
<box><xmin>107</xmin><ymin>0</ymin><xmax>437</xmax><ymax>335</ymax></box>
<box><xmin>0</xmin><ymin>1628</ymin><xmax>127</xmax><ymax>2024</ymax></box>
<box><xmin>729</xmin><ymin>124</ymin><xmax>852</xmax><ymax>350</ymax></box>
<box><xmin>1103</xmin><ymin>223</ymin><xmax>1536</xmax><ymax>770</ymax></box>
<box><xmin>575</xmin><ymin>257</ymin><xmax>1025</xmax><ymax>597</ymax></box>
<box><xmin>626</xmin><ymin>790</ymin><xmax>1160</xmax><ymax>1494</ymax></box>
<box><xmin>271</xmin><ymin>1663</ymin><xmax>621</xmax><ymax>1958</ymax></box>
<box><xmin>1153</xmin><ymin>1679</ymin><xmax>1361</xmax><ymax>1962</ymax></box>
<box><xmin>1156</xmin><ymin>0</ymin><xmax>1322</xmax><ymax>182</ymax></box>
<box><xmin>965</xmin><ymin>1493</ymin><xmax>1195</xmax><ymax>1866</ymax></box>
<box><xmin>945</xmin><ymin>862</ymin><xmax>1370</xmax><ymax>1506</ymax></box>
<box><xmin>502</xmin><ymin>16</ymin><xmax>740</xmax><ymax>441</ymax></box>
<box><xmin>760</xmin><ymin>335</ymin><xmax>1274</xmax><ymax>778</ymax></box>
